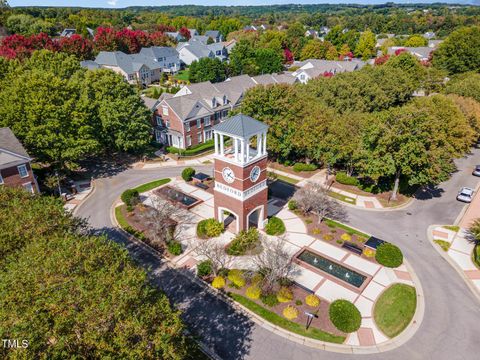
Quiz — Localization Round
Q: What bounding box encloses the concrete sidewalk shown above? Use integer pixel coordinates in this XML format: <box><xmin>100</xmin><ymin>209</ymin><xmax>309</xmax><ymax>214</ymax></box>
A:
<box><xmin>134</xmin><ymin>153</ymin><xmax>215</xmax><ymax>169</ymax></box>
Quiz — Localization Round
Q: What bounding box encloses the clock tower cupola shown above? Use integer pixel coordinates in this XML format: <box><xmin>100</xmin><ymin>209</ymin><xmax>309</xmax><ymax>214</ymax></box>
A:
<box><xmin>212</xmin><ymin>114</ymin><xmax>269</xmax><ymax>233</ymax></box>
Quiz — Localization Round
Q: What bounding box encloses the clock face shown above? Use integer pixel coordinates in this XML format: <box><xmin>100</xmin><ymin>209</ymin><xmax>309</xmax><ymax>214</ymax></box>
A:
<box><xmin>222</xmin><ymin>167</ymin><xmax>235</xmax><ymax>183</ymax></box>
<box><xmin>250</xmin><ymin>166</ymin><xmax>261</xmax><ymax>182</ymax></box>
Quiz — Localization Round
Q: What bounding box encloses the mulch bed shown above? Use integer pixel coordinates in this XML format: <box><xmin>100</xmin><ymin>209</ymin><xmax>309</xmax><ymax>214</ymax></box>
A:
<box><xmin>300</xmin><ymin>212</ymin><xmax>379</xmax><ymax>264</ymax></box>
<box><xmin>226</xmin><ymin>280</ymin><xmax>345</xmax><ymax>338</ymax></box>
<box><xmin>268</xmin><ymin>161</ymin><xmax>320</xmax><ymax>179</ymax></box>
<box><xmin>120</xmin><ymin>204</ymin><xmax>177</xmax><ymax>258</ymax></box>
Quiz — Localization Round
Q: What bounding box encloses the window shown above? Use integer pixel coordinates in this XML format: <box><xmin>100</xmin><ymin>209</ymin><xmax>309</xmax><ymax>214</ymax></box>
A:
<box><xmin>186</xmin><ymin>135</ymin><xmax>192</xmax><ymax>147</ymax></box>
<box><xmin>17</xmin><ymin>164</ymin><xmax>28</xmax><ymax>178</ymax></box>
<box><xmin>204</xmin><ymin>117</ymin><xmax>211</xmax><ymax>126</ymax></box>
<box><xmin>196</xmin><ymin>118</ymin><xmax>201</xmax><ymax>128</ymax></box>
<box><xmin>128</xmin><ymin>74</ymin><xmax>135</xmax><ymax>81</ymax></box>
<box><xmin>162</xmin><ymin>106</ymin><xmax>168</xmax><ymax>116</ymax></box>
<box><xmin>165</xmin><ymin>120</ymin><xmax>170</xmax><ymax>128</ymax></box>
<box><xmin>150</xmin><ymin>70</ymin><xmax>155</xmax><ymax>76</ymax></box>
<box><xmin>205</xmin><ymin>130</ymin><xmax>213</xmax><ymax>141</ymax></box>
<box><xmin>185</xmin><ymin>121</ymin><xmax>191</xmax><ymax>132</ymax></box>
<box><xmin>0</xmin><ymin>172</ymin><xmax>3</xmax><ymax>185</ymax></box>
<box><xmin>212</xmin><ymin>97</ymin><xmax>216</xmax><ymax>107</ymax></box>
<box><xmin>223</xmin><ymin>110</ymin><xmax>228</xmax><ymax>118</ymax></box>
<box><xmin>300</xmin><ymin>74</ymin><xmax>305</xmax><ymax>80</ymax></box>
<box><xmin>197</xmin><ymin>132</ymin><xmax>203</xmax><ymax>143</ymax></box>
<box><xmin>223</xmin><ymin>95</ymin><xmax>227</xmax><ymax>105</ymax></box>
<box><xmin>156</xmin><ymin>116</ymin><xmax>162</xmax><ymax>126</ymax></box>
<box><xmin>22</xmin><ymin>182</ymin><xmax>34</xmax><ymax>194</ymax></box>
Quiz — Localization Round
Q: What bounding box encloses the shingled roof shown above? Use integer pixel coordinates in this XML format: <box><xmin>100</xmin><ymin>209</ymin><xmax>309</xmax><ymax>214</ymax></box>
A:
<box><xmin>213</xmin><ymin>114</ymin><xmax>268</xmax><ymax>138</ymax></box>
<box><xmin>0</xmin><ymin>127</ymin><xmax>32</xmax><ymax>169</ymax></box>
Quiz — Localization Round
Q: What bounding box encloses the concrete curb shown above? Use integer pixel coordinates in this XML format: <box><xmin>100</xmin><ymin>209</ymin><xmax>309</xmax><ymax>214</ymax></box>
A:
<box><xmin>427</xmin><ymin>225</ymin><xmax>480</xmax><ymax>303</ymax></box>
<box><xmin>330</xmin><ymin>194</ymin><xmax>414</xmax><ymax>213</ymax></box>
<box><xmin>110</xmin><ymin>198</ymin><xmax>424</xmax><ymax>354</ymax></box>
<box><xmin>72</xmin><ymin>179</ymin><xmax>97</xmax><ymax>217</ymax></box>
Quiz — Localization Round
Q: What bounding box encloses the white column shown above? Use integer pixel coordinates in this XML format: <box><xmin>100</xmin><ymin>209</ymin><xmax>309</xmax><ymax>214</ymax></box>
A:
<box><xmin>214</xmin><ymin>132</ymin><xmax>219</xmax><ymax>155</ymax></box>
<box><xmin>256</xmin><ymin>134</ymin><xmax>262</xmax><ymax>157</ymax></box>
<box><xmin>220</xmin><ymin>134</ymin><xmax>225</xmax><ymax>156</ymax></box>
<box><xmin>263</xmin><ymin>132</ymin><xmax>267</xmax><ymax>155</ymax></box>
<box><xmin>240</xmin><ymin>139</ymin><xmax>245</xmax><ymax>163</ymax></box>
<box><xmin>246</xmin><ymin>137</ymin><xmax>251</xmax><ymax>161</ymax></box>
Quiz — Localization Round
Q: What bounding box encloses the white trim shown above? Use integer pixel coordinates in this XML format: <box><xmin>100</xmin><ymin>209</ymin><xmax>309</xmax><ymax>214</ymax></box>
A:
<box><xmin>213</xmin><ymin>153</ymin><xmax>268</xmax><ymax>168</ymax></box>
<box><xmin>17</xmin><ymin>164</ymin><xmax>28</xmax><ymax>178</ymax></box>
<box><xmin>0</xmin><ymin>147</ymin><xmax>32</xmax><ymax>162</ymax></box>
<box><xmin>246</xmin><ymin>205</ymin><xmax>265</xmax><ymax>230</ymax></box>
<box><xmin>214</xmin><ymin>180</ymin><xmax>267</xmax><ymax>201</ymax></box>
<box><xmin>217</xmin><ymin>207</ymin><xmax>240</xmax><ymax>233</ymax></box>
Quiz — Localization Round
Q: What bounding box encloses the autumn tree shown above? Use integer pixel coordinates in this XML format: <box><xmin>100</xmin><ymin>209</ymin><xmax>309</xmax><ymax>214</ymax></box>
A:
<box><xmin>58</xmin><ymin>34</ymin><xmax>94</xmax><ymax>60</ymax></box>
<box><xmin>404</xmin><ymin>34</ymin><xmax>428</xmax><ymax>47</ymax></box>
<box><xmin>355</xmin><ymin>29</ymin><xmax>376</xmax><ymax>59</ymax></box>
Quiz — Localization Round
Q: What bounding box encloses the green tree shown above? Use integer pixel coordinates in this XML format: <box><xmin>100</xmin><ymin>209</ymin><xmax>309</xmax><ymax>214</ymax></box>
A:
<box><xmin>433</xmin><ymin>26</ymin><xmax>480</xmax><ymax>74</ymax></box>
<box><xmin>300</xmin><ymin>39</ymin><xmax>336</xmax><ymax>60</ymax></box>
<box><xmin>228</xmin><ymin>39</ymin><xmax>256</xmax><ymax>76</ymax></box>
<box><xmin>0</xmin><ymin>187</ymin><xmax>190</xmax><ymax>359</ymax></box>
<box><xmin>354</xmin><ymin>30</ymin><xmax>376</xmax><ymax>60</ymax></box>
<box><xmin>255</xmin><ymin>48</ymin><xmax>283</xmax><ymax>74</ymax></box>
<box><xmin>189</xmin><ymin>57</ymin><xmax>227</xmax><ymax>83</ymax></box>
<box><xmin>445</xmin><ymin>72</ymin><xmax>480</xmax><ymax>102</ymax></box>
<box><xmin>404</xmin><ymin>34</ymin><xmax>428</xmax><ymax>47</ymax></box>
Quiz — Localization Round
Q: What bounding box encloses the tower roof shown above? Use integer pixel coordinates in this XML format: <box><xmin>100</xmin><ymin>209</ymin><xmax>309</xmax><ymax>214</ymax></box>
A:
<box><xmin>213</xmin><ymin>114</ymin><xmax>268</xmax><ymax>138</ymax></box>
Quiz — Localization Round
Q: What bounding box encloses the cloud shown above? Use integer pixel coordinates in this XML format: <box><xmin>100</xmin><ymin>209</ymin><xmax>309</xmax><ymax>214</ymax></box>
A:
<box><xmin>107</xmin><ymin>0</ymin><xmax>117</xmax><ymax>5</ymax></box>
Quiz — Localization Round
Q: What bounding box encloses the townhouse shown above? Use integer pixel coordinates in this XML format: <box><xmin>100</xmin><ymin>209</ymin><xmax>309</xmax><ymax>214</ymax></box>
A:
<box><xmin>151</xmin><ymin>74</ymin><xmax>297</xmax><ymax>149</ymax></box>
<box><xmin>387</xmin><ymin>46</ymin><xmax>434</xmax><ymax>62</ymax></box>
<box><xmin>177</xmin><ymin>41</ymin><xmax>229</xmax><ymax>65</ymax></box>
<box><xmin>205</xmin><ymin>30</ymin><xmax>223</xmax><ymax>43</ymax></box>
<box><xmin>0</xmin><ymin>127</ymin><xmax>38</xmax><ymax>194</ymax></box>
<box><xmin>139</xmin><ymin>46</ymin><xmax>181</xmax><ymax>73</ymax></box>
<box><xmin>291</xmin><ymin>59</ymin><xmax>366</xmax><ymax>84</ymax></box>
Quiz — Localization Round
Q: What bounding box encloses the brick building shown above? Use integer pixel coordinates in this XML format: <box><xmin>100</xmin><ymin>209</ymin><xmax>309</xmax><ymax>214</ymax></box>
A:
<box><xmin>0</xmin><ymin>128</ymin><xmax>38</xmax><ymax>194</ymax></box>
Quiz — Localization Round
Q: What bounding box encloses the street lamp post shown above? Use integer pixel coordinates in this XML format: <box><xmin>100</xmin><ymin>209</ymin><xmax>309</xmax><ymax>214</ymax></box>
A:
<box><xmin>304</xmin><ymin>311</ymin><xmax>318</xmax><ymax>330</ymax></box>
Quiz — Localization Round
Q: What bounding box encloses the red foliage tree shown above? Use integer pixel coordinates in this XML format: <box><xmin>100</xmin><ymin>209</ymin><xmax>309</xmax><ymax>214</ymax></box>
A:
<box><xmin>94</xmin><ymin>27</ymin><xmax>118</xmax><ymax>52</ymax></box>
<box><xmin>116</xmin><ymin>29</ymin><xmax>152</xmax><ymax>53</ymax></box>
<box><xmin>156</xmin><ymin>24</ymin><xmax>176</xmax><ymax>33</ymax></box>
<box><xmin>283</xmin><ymin>48</ymin><xmax>294</xmax><ymax>64</ymax></box>
<box><xmin>150</xmin><ymin>31</ymin><xmax>171</xmax><ymax>47</ymax></box>
<box><xmin>394</xmin><ymin>48</ymin><xmax>407</xmax><ymax>56</ymax></box>
<box><xmin>0</xmin><ymin>33</ymin><xmax>58</xmax><ymax>60</ymax></box>
<box><xmin>178</xmin><ymin>27</ymin><xmax>191</xmax><ymax>41</ymax></box>
<box><xmin>58</xmin><ymin>34</ymin><xmax>94</xmax><ymax>60</ymax></box>
<box><xmin>374</xmin><ymin>54</ymin><xmax>390</xmax><ymax>65</ymax></box>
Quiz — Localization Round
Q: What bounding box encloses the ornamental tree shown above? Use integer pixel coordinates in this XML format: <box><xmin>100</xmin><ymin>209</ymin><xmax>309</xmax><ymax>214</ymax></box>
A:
<box><xmin>178</xmin><ymin>26</ymin><xmax>191</xmax><ymax>41</ymax></box>
<box><xmin>58</xmin><ymin>34</ymin><xmax>94</xmax><ymax>60</ymax></box>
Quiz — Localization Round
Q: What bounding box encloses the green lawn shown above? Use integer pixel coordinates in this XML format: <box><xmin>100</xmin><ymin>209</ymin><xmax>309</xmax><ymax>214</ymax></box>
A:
<box><xmin>442</xmin><ymin>225</ymin><xmax>460</xmax><ymax>232</ymax></box>
<box><xmin>268</xmin><ymin>172</ymin><xmax>300</xmax><ymax>185</ymax></box>
<box><xmin>229</xmin><ymin>293</ymin><xmax>345</xmax><ymax>344</ymax></box>
<box><xmin>434</xmin><ymin>239</ymin><xmax>451</xmax><ymax>252</ymax></box>
<box><xmin>174</xmin><ymin>69</ymin><xmax>190</xmax><ymax>82</ymax></box>
<box><xmin>115</xmin><ymin>205</ymin><xmax>129</xmax><ymax>229</ymax></box>
<box><xmin>322</xmin><ymin>218</ymin><xmax>369</xmax><ymax>238</ymax></box>
<box><xmin>373</xmin><ymin>284</ymin><xmax>417</xmax><ymax>338</ymax></box>
<box><xmin>327</xmin><ymin>191</ymin><xmax>357</xmax><ymax>205</ymax></box>
<box><xmin>133</xmin><ymin>178</ymin><xmax>171</xmax><ymax>193</ymax></box>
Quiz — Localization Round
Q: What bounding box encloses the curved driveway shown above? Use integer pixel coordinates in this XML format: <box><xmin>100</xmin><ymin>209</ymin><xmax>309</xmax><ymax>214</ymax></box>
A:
<box><xmin>75</xmin><ymin>150</ymin><xmax>480</xmax><ymax>360</ymax></box>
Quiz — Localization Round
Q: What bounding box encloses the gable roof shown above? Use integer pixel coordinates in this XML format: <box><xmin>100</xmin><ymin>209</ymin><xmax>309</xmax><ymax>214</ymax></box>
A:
<box><xmin>0</xmin><ymin>127</ymin><xmax>32</xmax><ymax>169</ymax></box>
<box><xmin>140</xmin><ymin>46</ymin><xmax>179</xmax><ymax>59</ymax></box>
<box><xmin>179</xmin><ymin>43</ymin><xmax>213</xmax><ymax>59</ymax></box>
<box><xmin>205</xmin><ymin>30</ymin><xmax>221</xmax><ymax>38</ymax></box>
<box><xmin>213</xmin><ymin>114</ymin><xmax>268</xmax><ymax>138</ymax></box>
<box><xmin>190</xmin><ymin>35</ymin><xmax>210</xmax><ymax>45</ymax></box>
<box><xmin>95</xmin><ymin>51</ymin><xmax>162</xmax><ymax>74</ymax></box>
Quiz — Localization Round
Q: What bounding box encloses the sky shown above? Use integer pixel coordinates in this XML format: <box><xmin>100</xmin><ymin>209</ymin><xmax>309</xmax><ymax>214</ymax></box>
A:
<box><xmin>7</xmin><ymin>0</ymin><xmax>477</xmax><ymax>9</ymax></box>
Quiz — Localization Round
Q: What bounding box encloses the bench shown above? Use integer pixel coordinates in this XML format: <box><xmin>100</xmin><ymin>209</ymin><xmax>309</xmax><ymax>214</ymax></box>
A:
<box><xmin>195</xmin><ymin>182</ymin><xmax>209</xmax><ymax>190</ymax></box>
<box><xmin>342</xmin><ymin>241</ymin><xmax>363</xmax><ymax>255</ymax></box>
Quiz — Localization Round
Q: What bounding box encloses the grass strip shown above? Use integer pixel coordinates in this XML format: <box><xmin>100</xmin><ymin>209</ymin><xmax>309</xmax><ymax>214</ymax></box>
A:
<box><xmin>229</xmin><ymin>293</ymin><xmax>345</xmax><ymax>344</ymax></box>
<box><xmin>323</xmin><ymin>218</ymin><xmax>369</xmax><ymax>238</ymax></box>
<box><xmin>115</xmin><ymin>205</ymin><xmax>129</xmax><ymax>229</ymax></box>
<box><xmin>269</xmin><ymin>172</ymin><xmax>300</xmax><ymax>185</ymax></box>
<box><xmin>327</xmin><ymin>191</ymin><xmax>357</xmax><ymax>205</ymax></box>
<box><xmin>133</xmin><ymin>178</ymin><xmax>171</xmax><ymax>193</ymax></box>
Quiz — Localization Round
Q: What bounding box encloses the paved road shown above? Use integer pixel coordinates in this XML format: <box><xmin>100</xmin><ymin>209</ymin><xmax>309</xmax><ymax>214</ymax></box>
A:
<box><xmin>76</xmin><ymin>151</ymin><xmax>480</xmax><ymax>360</ymax></box>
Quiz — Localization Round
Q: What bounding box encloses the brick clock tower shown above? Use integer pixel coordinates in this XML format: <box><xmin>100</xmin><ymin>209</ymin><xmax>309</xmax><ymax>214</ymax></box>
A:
<box><xmin>213</xmin><ymin>114</ymin><xmax>269</xmax><ymax>233</ymax></box>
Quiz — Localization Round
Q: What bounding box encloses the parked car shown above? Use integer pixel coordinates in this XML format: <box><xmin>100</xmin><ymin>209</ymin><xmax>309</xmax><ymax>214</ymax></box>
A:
<box><xmin>457</xmin><ymin>187</ymin><xmax>474</xmax><ymax>203</ymax></box>
<box><xmin>473</xmin><ymin>165</ymin><xmax>480</xmax><ymax>177</ymax></box>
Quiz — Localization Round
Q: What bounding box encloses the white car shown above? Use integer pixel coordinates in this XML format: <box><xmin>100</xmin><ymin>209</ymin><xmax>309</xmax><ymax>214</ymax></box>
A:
<box><xmin>473</xmin><ymin>165</ymin><xmax>480</xmax><ymax>177</ymax></box>
<box><xmin>457</xmin><ymin>187</ymin><xmax>474</xmax><ymax>203</ymax></box>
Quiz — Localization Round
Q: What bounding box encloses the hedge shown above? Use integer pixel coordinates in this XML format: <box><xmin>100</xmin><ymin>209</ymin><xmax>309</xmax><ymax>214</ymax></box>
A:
<box><xmin>277</xmin><ymin>287</ymin><xmax>293</xmax><ymax>303</ymax></box>
<box><xmin>375</xmin><ymin>243</ymin><xmax>403</xmax><ymax>268</ymax></box>
<box><xmin>167</xmin><ymin>139</ymin><xmax>215</xmax><ymax>156</ymax></box>
<box><xmin>197</xmin><ymin>260</ymin><xmax>212</xmax><ymax>277</ymax></box>
<box><xmin>335</xmin><ymin>172</ymin><xmax>359</xmax><ymax>186</ymax></box>
<box><xmin>228</xmin><ymin>269</ymin><xmax>246</xmax><ymax>288</ymax></box>
<box><xmin>121</xmin><ymin>189</ymin><xmax>139</xmax><ymax>208</ymax></box>
<box><xmin>329</xmin><ymin>300</ymin><xmax>361</xmax><ymax>333</ymax></box>
<box><xmin>167</xmin><ymin>241</ymin><xmax>183</xmax><ymax>256</ymax></box>
<box><xmin>197</xmin><ymin>218</ymin><xmax>224</xmax><ymax>238</ymax></box>
<box><xmin>265</xmin><ymin>216</ymin><xmax>286</xmax><ymax>236</ymax></box>
<box><xmin>181</xmin><ymin>167</ymin><xmax>196</xmax><ymax>182</ymax></box>
<box><xmin>292</xmin><ymin>163</ymin><xmax>317</xmax><ymax>172</ymax></box>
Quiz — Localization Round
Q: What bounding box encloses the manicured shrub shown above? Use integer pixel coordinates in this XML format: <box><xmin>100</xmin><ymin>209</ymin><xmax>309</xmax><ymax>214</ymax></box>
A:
<box><xmin>295</xmin><ymin>300</ymin><xmax>303</xmax><ymax>306</ymax></box>
<box><xmin>261</xmin><ymin>293</ymin><xmax>280</xmax><ymax>307</ymax></box>
<box><xmin>283</xmin><ymin>306</ymin><xmax>299</xmax><ymax>320</ymax></box>
<box><xmin>341</xmin><ymin>233</ymin><xmax>352</xmax><ymax>242</ymax></box>
<box><xmin>121</xmin><ymin>189</ymin><xmax>139</xmax><ymax>209</ymax></box>
<box><xmin>246</xmin><ymin>286</ymin><xmax>261</xmax><ymax>300</ymax></box>
<box><xmin>228</xmin><ymin>269</ymin><xmax>246</xmax><ymax>288</ymax></box>
<box><xmin>288</xmin><ymin>200</ymin><xmax>297</xmax><ymax>210</ymax></box>
<box><xmin>251</xmin><ymin>272</ymin><xmax>263</xmax><ymax>285</ymax></box>
<box><xmin>197</xmin><ymin>260</ymin><xmax>212</xmax><ymax>277</ymax></box>
<box><xmin>212</xmin><ymin>276</ymin><xmax>226</xmax><ymax>289</ymax></box>
<box><xmin>335</xmin><ymin>172</ymin><xmax>359</xmax><ymax>186</ymax></box>
<box><xmin>336</xmin><ymin>239</ymin><xmax>343</xmax><ymax>244</ymax></box>
<box><xmin>363</xmin><ymin>248</ymin><xmax>375</xmax><ymax>258</ymax></box>
<box><xmin>329</xmin><ymin>300</ymin><xmax>361</xmax><ymax>333</ymax></box>
<box><xmin>181</xmin><ymin>167</ymin><xmax>196</xmax><ymax>181</ymax></box>
<box><xmin>226</xmin><ymin>228</ymin><xmax>260</xmax><ymax>256</ymax></box>
<box><xmin>305</xmin><ymin>294</ymin><xmax>321</xmax><ymax>307</ymax></box>
<box><xmin>277</xmin><ymin>287</ymin><xmax>294</xmax><ymax>303</ymax></box>
<box><xmin>375</xmin><ymin>243</ymin><xmax>403</xmax><ymax>268</ymax></box>
<box><xmin>265</xmin><ymin>216</ymin><xmax>286</xmax><ymax>236</ymax></box>
<box><xmin>323</xmin><ymin>234</ymin><xmax>333</xmax><ymax>241</ymax></box>
<box><xmin>167</xmin><ymin>241</ymin><xmax>183</xmax><ymax>256</ymax></box>
<box><xmin>292</xmin><ymin>163</ymin><xmax>317</xmax><ymax>172</ymax></box>
<box><xmin>197</xmin><ymin>218</ymin><xmax>223</xmax><ymax>238</ymax></box>
<box><xmin>312</xmin><ymin>228</ymin><xmax>322</xmax><ymax>235</ymax></box>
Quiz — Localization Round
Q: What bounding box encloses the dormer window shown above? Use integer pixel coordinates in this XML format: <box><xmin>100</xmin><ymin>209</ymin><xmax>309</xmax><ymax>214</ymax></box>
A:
<box><xmin>223</xmin><ymin>95</ymin><xmax>227</xmax><ymax>105</ymax></box>
<box><xmin>212</xmin><ymin>98</ymin><xmax>216</xmax><ymax>107</ymax></box>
